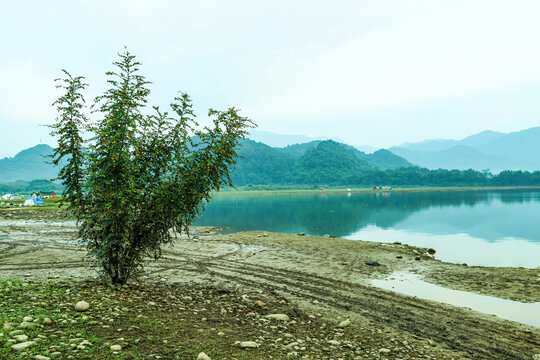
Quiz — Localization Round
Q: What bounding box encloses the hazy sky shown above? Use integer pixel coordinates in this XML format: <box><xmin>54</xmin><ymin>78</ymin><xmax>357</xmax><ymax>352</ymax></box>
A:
<box><xmin>1</xmin><ymin>1</ymin><xmax>540</xmax><ymax>157</ymax></box>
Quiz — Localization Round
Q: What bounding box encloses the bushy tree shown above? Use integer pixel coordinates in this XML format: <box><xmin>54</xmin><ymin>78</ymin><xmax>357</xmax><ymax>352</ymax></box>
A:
<box><xmin>51</xmin><ymin>49</ymin><xmax>254</xmax><ymax>284</ymax></box>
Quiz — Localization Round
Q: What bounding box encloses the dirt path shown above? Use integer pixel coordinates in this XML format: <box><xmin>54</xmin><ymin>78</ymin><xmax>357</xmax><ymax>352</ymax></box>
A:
<box><xmin>0</xmin><ymin>209</ymin><xmax>539</xmax><ymax>359</ymax></box>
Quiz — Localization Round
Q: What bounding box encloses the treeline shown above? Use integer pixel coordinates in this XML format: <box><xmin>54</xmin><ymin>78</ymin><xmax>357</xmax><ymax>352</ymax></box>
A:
<box><xmin>233</xmin><ymin>166</ymin><xmax>540</xmax><ymax>187</ymax></box>
<box><xmin>230</xmin><ymin>140</ymin><xmax>540</xmax><ymax>187</ymax></box>
<box><xmin>0</xmin><ymin>179</ymin><xmax>63</xmax><ymax>194</ymax></box>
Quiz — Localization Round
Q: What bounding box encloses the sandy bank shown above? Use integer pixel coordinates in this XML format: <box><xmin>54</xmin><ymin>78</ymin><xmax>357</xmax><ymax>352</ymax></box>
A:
<box><xmin>0</xmin><ymin>209</ymin><xmax>539</xmax><ymax>359</ymax></box>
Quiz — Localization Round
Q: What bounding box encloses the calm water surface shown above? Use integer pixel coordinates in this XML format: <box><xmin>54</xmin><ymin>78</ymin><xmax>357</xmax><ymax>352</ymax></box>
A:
<box><xmin>196</xmin><ymin>189</ymin><xmax>540</xmax><ymax>268</ymax></box>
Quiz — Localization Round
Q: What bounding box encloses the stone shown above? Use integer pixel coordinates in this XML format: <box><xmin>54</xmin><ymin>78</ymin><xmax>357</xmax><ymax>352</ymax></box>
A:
<box><xmin>9</xmin><ymin>330</ymin><xmax>24</xmax><ymax>336</ymax></box>
<box><xmin>415</xmin><ymin>256</ymin><xmax>421</xmax><ymax>261</ymax></box>
<box><xmin>10</xmin><ymin>341</ymin><xmax>36</xmax><ymax>351</ymax></box>
<box><xmin>396</xmin><ymin>255</ymin><xmax>403</xmax><ymax>259</ymax></box>
<box><xmin>75</xmin><ymin>301</ymin><xmax>90</xmax><ymax>312</ymax></box>
<box><xmin>50</xmin><ymin>352</ymin><xmax>62</xmax><ymax>358</ymax></box>
<box><xmin>379</xmin><ymin>348</ymin><xmax>391</xmax><ymax>353</ymax></box>
<box><xmin>14</xmin><ymin>334</ymin><xmax>28</xmax><ymax>342</ymax></box>
<box><xmin>532</xmin><ymin>354</ymin><xmax>540</xmax><ymax>360</ymax></box>
<box><xmin>297</xmin><ymin>232</ymin><xmax>305</xmax><ymax>236</ymax></box>
<box><xmin>327</xmin><ymin>339</ymin><xmax>340</xmax><ymax>345</ymax></box>
<box><xmin>239</xmin><ymin>341</ymin><xmax>259</xmax><ymax>348</ymax></box>
<box><xmin>35</xmin><ymin>356</ymin><xmax>51</xmax><ymax>360</ymax></box>
<box><xmin>3</xmin><ymin>322</ymin><xmax>13</xmax><ymax>330</ymax></box>
<box><xmin>23</xmin><ymin>316</ymin><xmax>33</xmax><ymax>322</ymax></box>
<box><xmin>427</xmin><ymin>248</ymin><xmax>436</xmax><ymax>255</ymax></box>
<box><xmin>365</xmin><ymin>261</ymin><xmax>381</xmax><ymax>266</ymax></box>
<box><xmin>337</xmin><ymin>319</ymin><xmax>351</xmax><ymax>328</ymax></box>
<box><xmin>43</xmin><ymin>318</ymin><xmax>53</xmax><ymax>325</ymax></box>
<box><xmin>20</xmin><ymin>321</ymin><xmax>37</xmax><ymax>328</ymax></box>
<box><xmin>255</xmin><ymin>300</ymin><xmax>265</xmax><ymax>307</ymax></box>
<box><xmin>265</xmin><ymin>314</ymin><xmax>290</xmax><ymax>321</ymax></box>
<box><xmin>197</xmin><ymin>352</ymin><xmax>211</xmax><ymax>360</ymax></box>
<box><xmin>110</xmin><ymin>344</ymin><xmax>122</xmax><ymax>351</ymax></box>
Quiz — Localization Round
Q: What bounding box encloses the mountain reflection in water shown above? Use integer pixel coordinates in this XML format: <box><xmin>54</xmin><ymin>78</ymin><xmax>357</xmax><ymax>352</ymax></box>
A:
<box><xmin>196</xmin><ymin>189</ymin><xmax>540</xmax><ymax>267</ymax></box>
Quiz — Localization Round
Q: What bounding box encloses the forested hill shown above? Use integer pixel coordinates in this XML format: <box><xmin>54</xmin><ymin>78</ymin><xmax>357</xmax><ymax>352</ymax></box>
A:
<box><xmin>0</xmin><ymin>144</ymin><xmax>56</xmax><ymax>183</ymax></box>
<box><xmin>3</xmin><ymin>140</ymin><xmax>540</xmax><ymax>189</ymax></box>
<box><xmin>0</xmin><ymin>140</ymin><xmax>411</xmax><ymax>186</ymax></box>
<box><xmin>230</xmin><ymin>139</ymin><xmax>412</xmax><ymax>186</ymax></box>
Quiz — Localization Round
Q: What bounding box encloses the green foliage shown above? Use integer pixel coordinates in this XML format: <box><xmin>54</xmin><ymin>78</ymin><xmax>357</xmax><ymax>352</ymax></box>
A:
<box><xmin>49</xmin><ymin>70</ymin><xmax>88</xmax><ymax>211</ymax></box>
<box><xmin>51</xmin><ymin>49</ymin><xmax>254</xmax><ymax>284</ymax></box>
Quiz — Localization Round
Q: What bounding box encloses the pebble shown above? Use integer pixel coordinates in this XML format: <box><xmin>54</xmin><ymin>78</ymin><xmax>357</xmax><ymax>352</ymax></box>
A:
<box><xmin>532</xmin><ymin>354</ymin><xmax>540</xmax><ymax>360</ymax></box>
<box><xmin>9</xmin><ymin>330</ymin><xmax>24</xmax><ymax>336</ymax></box>
<box><xmin>415</xmin><ymin>256</ymin><xmax>421</xmax><ymax>261</ymax></box>
<box><xmin>20</xmin><ymin>321</ymin><xmax>37</xmax><ymax>328</ymax></box>
<box><xmin>239</xmin><ymin>341</ymin><xmax>259</xmax><ymax>348</ymax></box>
<box><xmin>35</xmin><ymin>355</ymin><xmax>51</xmax><ymax>360</ymax></box>
<box><xmin>337</xmin><ymin>319</ymin><xmax>351</xmax><ymax>328</ymax></box>
<box><xmin>265</xmin><ymin>314</ymin><xmax>290</xmax><ymax>321</ymax></box>
<box><xmin>43</xmin><ymin>318</ymin><xmax>53</xmax><ymax>325</ymax></box>
<box><xmin>50</xmin><ymin>352</ymin><xmax>62</xmax><ymax>358</ymax></box>
<box><xmin>379</xmin><ymin>348</ymin><xmax>391</xmax><ymax>353</ymax></box>
<box><xmin>14</xmin><ymin>334</ymin><xmax>29</xmax><ymax>342</ymax></box>
<box><xmin>74</xmin><ymin>301</ymin><xmax>90</xmax><ymax>312</ymax></box>
<box><xmin>427</xmin><ymin>248</ymin><xmax>436</xmax><ymax>255</ymax></box>
<box><xmin>23</xmin><ymin>316</ymin><xmax>33</xmax><ymax>322</ymax></box>
<box><xmin>197</xmin><ymin>352</ymin><xmax>211</xmax><ymax>360</ymax></box>
<box><xmin>11</xmin><ymin>341</ymin><xmax>36</xmax><ymax>351</ymax></box>
<box><xmin>110</xmin><ymin>344</ymin><xmax>122</xmax><ymax>351</ymax></box>
<box><xmin>255</xmin><ymin>300</ymin><xmax>265</xmax><ymax>307</ymax></box>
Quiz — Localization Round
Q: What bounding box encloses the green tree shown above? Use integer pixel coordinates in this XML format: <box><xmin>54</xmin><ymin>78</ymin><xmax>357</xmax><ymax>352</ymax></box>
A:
<box><xmin>49</xmin><ymin>70</ymin><xmax>88</xmax><ymax>212</ymax></box>
<box><xmin>52</xmin><ymin>49</ymin><xmax>254</xmax><ymax>284</ymax></box>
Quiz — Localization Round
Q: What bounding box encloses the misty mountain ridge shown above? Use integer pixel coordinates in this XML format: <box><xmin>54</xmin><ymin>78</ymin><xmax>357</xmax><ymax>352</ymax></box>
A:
<box><xmin>390</xmin><ymin>126</ymin><xmax>540</xmax><ymax>173</ymax></box>
<box><xmin>0</xmin><ymin>139</ymin><xmax>410</xmax><ymax>184</ymax></box>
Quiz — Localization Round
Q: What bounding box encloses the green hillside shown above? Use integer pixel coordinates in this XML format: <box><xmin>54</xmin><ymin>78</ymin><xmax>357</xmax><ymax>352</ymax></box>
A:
<box><xmin>293</xmin><ymin>140</ymin><xmax>373</xmax><ymax>184</ymax></box>
<box><xmin>3</xmin><ymin>140</ymin><xmax>538</xmax><ymax>189</ymax></box>
<box><xmin>0</xmin><ymin>144</ymin><xmax>57</xmax><ymax>182</ymax></box>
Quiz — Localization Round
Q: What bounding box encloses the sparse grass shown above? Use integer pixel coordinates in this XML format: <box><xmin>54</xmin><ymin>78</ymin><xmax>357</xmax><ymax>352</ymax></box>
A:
<box><xmin>0</xmin><ymin>277</ymin><xmax>367</xmax><ymax>359</ymax></box>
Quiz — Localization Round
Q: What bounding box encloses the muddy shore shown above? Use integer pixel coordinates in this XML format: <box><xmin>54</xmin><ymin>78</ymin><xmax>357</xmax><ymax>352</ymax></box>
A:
<box><xmin>0</xmin><ymin>208</ymin><xmax>539</xmax><ymax>359</ymax></box>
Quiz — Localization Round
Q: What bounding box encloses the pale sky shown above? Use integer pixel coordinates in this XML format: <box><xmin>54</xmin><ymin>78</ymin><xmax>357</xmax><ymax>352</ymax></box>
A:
<box><xmin>1</xmin><ymin>1</ymin><xmax>540</xmax><ymax>157</ymax></box>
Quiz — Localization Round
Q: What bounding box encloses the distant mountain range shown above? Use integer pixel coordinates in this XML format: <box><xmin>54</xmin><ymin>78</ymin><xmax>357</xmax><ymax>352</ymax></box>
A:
<box><xmin>389</xmin><ymin>127</ymin><xmax>540</xmax><ymax>173</ymax></box>
<box><xmin>2</xmin><ymin>126</ymin><xmax>539</xmax><ymax>186</ymax></box>
<box><xmin>0</xmin><ymin>140</ymin><xmax>411</xmax><ymax>185</ymax></box>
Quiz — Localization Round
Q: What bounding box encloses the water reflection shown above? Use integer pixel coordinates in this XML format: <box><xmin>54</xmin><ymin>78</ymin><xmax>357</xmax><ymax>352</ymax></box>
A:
<box><xmin>372</xmin><ymin>272</ymin><xmax>540</xmax><ymax>327</ymax></box>
<box><xmin>196</xmin><ymin>189</ymin><xmax>540</xmax><ymax>267</ymax></box>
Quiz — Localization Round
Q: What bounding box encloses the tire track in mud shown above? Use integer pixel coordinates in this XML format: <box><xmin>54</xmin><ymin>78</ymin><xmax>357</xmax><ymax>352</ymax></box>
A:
<box><xmin>150</xmin><ymin>250</ymin><xmax>538</xmax><ymax>360</ymax></box>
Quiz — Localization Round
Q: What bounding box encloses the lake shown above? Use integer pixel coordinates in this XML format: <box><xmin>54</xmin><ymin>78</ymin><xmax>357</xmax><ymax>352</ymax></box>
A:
<box><xmin>196</xmin><ymin>189</ymin><xmax>540</xmax><ymax>268</ymax></box>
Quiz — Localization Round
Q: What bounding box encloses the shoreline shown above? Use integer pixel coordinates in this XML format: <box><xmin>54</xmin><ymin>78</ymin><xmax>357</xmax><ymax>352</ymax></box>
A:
<box><xmin>213</xmin><ymin>185</ymin><xmax>540</xmax><ymax>197</ymax></box>
<box><xmin>1</xmin><ymin>210</ymin><xmax>539</xmax><ymax>359</ymax></box>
